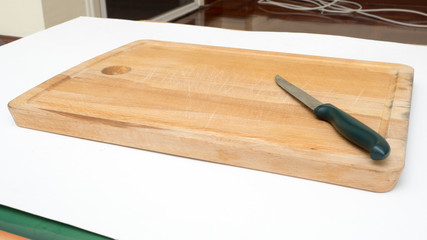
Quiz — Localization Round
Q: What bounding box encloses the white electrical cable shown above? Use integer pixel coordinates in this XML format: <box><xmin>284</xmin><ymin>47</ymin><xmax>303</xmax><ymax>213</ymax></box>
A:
<box><xmin>257</xmin><ymin>0</ymin><xmax>427</xmax><ymax>28</ymax></box>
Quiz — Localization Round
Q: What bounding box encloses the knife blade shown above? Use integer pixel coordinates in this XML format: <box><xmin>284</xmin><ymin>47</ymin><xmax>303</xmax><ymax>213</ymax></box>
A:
<box><xmin>275</xmin><ymin>75</ymin><xmax>390</xmax><ymax>160</ymax></box>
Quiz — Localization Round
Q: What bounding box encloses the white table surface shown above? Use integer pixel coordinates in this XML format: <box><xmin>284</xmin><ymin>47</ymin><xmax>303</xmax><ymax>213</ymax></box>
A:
<box><xmin>1</xmin><ymin>17</ymin><xmax>427</xmax><ymax>240</ymax></box>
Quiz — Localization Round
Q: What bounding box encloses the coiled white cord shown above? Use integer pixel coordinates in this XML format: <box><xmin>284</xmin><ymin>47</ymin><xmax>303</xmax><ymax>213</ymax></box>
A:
<box><xmin>257</xmin><ymin>0</ymin><xmax>427</xmax><ymax>28</ymax></box>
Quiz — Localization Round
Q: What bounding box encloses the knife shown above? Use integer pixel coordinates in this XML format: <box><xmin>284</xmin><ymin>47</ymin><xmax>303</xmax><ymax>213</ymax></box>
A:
<box><xmin>275</xmin><ymin>75</ymin><xmax>390</xmax><ymax>160</ymax></box>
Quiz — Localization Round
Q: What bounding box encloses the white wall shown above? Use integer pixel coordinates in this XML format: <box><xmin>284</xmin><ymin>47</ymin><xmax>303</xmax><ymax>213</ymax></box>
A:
<box><xmin>0</xmin><ymin>0</ymin><xmax>101</xmax><ymax>37</ymax></box>
<box><xmin>0</xmin><ymin>0</ymin><xmax>45</xmax><ymax>37</ymax></box>
<box><xmin>42</xmin><ymin>0</ymin><xmax>87</xmax><ymax>28</ymax></box>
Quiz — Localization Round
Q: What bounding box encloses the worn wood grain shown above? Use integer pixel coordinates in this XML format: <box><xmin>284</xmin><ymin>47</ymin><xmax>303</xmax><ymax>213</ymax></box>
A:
<box><xmin>8</xmin><ymin>40</ymin><xmax>413</xmax><ymax>192</ymax></box>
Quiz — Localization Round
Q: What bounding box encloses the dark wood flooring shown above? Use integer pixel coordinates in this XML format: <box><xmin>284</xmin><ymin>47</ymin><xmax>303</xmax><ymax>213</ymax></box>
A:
<box><xmin>0</xmin><ymin>35</ymin><xmax>20</xmax><ymax>46</ymax></box>
<box><xmin>172</xmin><ymin>0</ymin><xmax>427</xmax><ymax>45</ymax></box>
<box><xmin>2</xmin><ymin>0</ymin><xmax>426</xmax><ymax>45</ymax></box>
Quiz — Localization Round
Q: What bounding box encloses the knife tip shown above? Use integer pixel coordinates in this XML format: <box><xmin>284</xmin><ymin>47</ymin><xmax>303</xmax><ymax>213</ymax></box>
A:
<box><xmin>275</xmin><ymin>74</ymin><xmax>284</xmax><ymax>83</ymax></box>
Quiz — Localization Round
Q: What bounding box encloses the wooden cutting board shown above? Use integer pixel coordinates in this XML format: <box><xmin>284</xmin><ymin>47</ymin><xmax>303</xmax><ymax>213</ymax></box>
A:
<box><xmin>8</xmin><ymin>40</ymin><xmax>413</xmax><ymax>192</ymax></box>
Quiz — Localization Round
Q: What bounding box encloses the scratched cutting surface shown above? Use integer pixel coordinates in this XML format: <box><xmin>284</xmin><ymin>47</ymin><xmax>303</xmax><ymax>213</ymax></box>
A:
<box><xmin>8</xmin><ymin>40</ymin><xmax>413</xmax><ymax>192</ymax></box>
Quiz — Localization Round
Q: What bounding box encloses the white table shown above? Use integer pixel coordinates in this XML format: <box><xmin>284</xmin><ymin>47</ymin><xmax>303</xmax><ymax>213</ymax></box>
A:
<box><xmin>1</xmin><ymin>17</ymin><xmax>427</xmax><ymax>240</ymax></box>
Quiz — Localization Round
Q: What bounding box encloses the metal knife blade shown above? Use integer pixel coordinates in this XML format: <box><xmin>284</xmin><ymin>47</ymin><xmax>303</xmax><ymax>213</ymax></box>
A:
<box><xmin>275</xmin><ymin>75</ymin><xmax>322</xmax><ymax>110</ymax></box>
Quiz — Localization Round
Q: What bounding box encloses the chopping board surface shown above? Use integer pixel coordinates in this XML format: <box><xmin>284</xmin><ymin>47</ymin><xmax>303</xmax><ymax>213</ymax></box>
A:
<box><xmin>9</xmin><ymin>40</ymin><xmax>413</xmax><ymax>192</ymax></box>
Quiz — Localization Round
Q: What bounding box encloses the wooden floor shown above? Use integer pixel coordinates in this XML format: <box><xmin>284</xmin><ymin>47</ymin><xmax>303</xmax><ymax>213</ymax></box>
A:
<box><xmin>173</xmin><ymin>0</ymin><xmax>427</xmax><ymax>45</ymax></box>
<box><xmin>0</xmin><ymin>35</ymin><xmax>20</xmax><ymax>45</ymax></box>
<box><xmin>2</xmin><ymin>0</ymin><xmax>426</xmax><ymax>45</ymax></box>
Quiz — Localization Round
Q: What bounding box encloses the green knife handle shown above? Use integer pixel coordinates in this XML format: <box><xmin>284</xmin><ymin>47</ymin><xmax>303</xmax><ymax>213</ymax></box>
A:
<box><xmin>314</xmin><ymin>103</ymin><xmax>390</xmax><ymax>160</ymax></box>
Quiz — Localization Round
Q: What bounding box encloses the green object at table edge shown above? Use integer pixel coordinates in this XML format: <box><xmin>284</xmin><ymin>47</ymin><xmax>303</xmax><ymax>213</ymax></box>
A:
<box><xmin>0</xmin><ymin>204</ymin><xmax>113</xmax><ymax>240</ymax></box>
